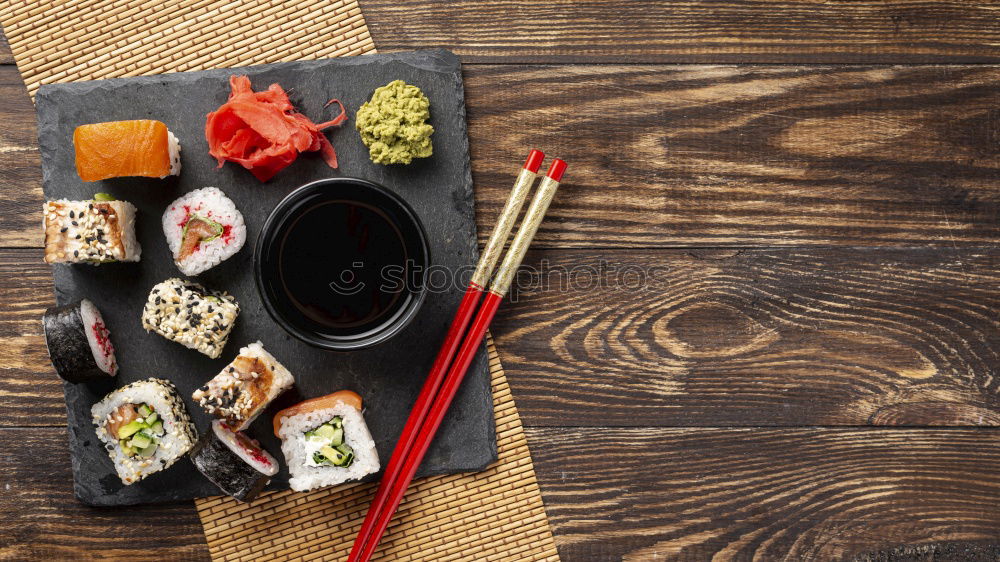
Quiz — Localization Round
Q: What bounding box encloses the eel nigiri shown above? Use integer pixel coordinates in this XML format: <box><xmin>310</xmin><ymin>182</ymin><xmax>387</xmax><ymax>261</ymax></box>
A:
<box><xmin>74</xmin><ymin>119</ymin><xmax>181</xmax><ymax>181</ymax></box>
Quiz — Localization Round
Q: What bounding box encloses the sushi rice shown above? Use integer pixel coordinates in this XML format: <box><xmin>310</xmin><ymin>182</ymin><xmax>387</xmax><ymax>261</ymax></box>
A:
<box><xmin>166</xmin><ymin>131</ymin><xmax>181</xmax><ymax>177</ymax></box>
<box><xmin>192</xmin><ymin>341</ymin><xmax>295</xmax><ymax>431</ymax></box>
<box><xmin>78</xmin><ymin>299</ymin><xmax>116</xmax><ymax>375</ymax></box>
<box><xmin>141</xmin><ymin>278</ymin><xmax>239</xmax><ymax>358</ymax></box>
<box><xmin>277</xmin><ymin>402</ymin><xmax>380</xmax><ymax>492</ymax></box>
<box><xmin>162</xmin><ymin>187</ymin><xmax>245</xmax><ymax>276</ymax></box>
<box><xmin>43</xmin><ymin>198</ymin><xmax>140</xmax><ymax>264</ymax></box>
<box><xmin>91</xmin><ymin>378</ymin><xmax>197</xmax><ymax>485</ymax></box>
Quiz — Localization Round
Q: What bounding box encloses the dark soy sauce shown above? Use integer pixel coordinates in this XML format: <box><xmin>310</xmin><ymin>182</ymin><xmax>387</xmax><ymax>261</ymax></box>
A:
<box><xmin>276</xmin><ymin>200</ymin><xmax>409</xmax><ymax>333</ymax></box>
<box><xmin>257</xmin><ymin>178</ymin><xmax>429</xmax><ymax>350</ymax></box>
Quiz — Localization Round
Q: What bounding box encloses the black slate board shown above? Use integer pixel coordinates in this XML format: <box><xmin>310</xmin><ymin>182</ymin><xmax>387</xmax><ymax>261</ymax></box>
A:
<box><xmin>35</xmin><ymin>49</ymin><xmax>497</xmax><ymax>506</ymax></box>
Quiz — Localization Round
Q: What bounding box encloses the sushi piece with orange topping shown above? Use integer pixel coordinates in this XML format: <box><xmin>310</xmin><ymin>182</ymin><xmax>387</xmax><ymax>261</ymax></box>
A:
<box><xmin>273</xmin><ymin>390</ymin><xmax>379</xmax><ymax>491</ymax></box>
<box><xmin>74</xmin><ymin>119</ymin><xmax>181</xmax><ymax>181</ymax></box>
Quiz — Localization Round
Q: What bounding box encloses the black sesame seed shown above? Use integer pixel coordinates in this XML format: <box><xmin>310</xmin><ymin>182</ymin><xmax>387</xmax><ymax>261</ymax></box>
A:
<box><xmin>69</xmin><ymin>211</ymin><xmax>75</xmax><ymax>218</ymax></box>
<box><xmin>60</xmin><ymin>227</ymin><xmax>68</xmax><ymax>233</ymax></box>
<box><xmin>71</xmin><ymin>221</ymin><xmax>78</xmax><ymax>226</ymax></box>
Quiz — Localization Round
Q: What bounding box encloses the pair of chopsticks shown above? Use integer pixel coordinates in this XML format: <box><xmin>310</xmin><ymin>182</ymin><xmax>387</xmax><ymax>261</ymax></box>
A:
<box><xmin>348</xmin><ymin>150</ymin><xmax>566</xmax><ymax>562</ymax></box>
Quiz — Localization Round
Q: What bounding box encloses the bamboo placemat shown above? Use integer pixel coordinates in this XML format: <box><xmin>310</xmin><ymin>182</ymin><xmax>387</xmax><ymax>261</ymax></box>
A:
<box><xmin>0</xmin><ymin>0</ymin><xmax>376</xmax><ymax>99</ymax></box>
<box><xmin>197</xmin><ymin>340</ymin><xmax>559</xmax><ymax>561</ymax></box>
<box><xmin>0</xmin><ymin>2</ymin><xmax>559</xmax><ymax>560</ymax></box>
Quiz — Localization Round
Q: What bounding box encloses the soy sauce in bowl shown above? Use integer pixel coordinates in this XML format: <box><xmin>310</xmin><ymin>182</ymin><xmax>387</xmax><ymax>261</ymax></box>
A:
<box><xmin>255</xmin><ymin>178</ymin><xmax>429</xmax><ymax>351</ymax></box>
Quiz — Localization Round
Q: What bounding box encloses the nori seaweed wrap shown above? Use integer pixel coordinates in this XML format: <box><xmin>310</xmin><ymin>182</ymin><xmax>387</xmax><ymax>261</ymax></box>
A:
<box><xmin>190</xmin><ymin>420</ymin><xmax>278</xmax><ymax>503</ymax></box>
<box><xmin>43</xmin><ymin>299</ymin><xmax>117</xmax><ymax>383</ymax></box>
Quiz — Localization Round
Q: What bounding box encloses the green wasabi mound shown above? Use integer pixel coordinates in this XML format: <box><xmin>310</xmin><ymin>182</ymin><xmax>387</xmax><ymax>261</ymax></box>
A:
<box><xmin>355</xmin><ymin>80</ymin><xmax>434</xmax><ymax>165</ymax></box>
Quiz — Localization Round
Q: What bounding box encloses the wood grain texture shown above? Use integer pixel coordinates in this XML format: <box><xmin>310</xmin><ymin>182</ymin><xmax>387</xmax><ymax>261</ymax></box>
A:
<box><xmin>7</xmin><ymin>246</ymin><xmax>999</xmax><ymax>428</ymax></box>
<box><xmin>0</xmin><ymin>428</ymin><xmax>209</xmax><ymax>561</ymax></box>
<box><xmin>7</xmin><ymin>426</ymin><xmax>999</xmax><ymax>561</ymax></box>
<box><xmin>527</xmin><ymin>427</ymin><xmax>1000</xmax><ymax>561</ymax></box>
<box><xmin>0</xmin><ymin>26</ymin><xmax>12</xmax><ymax>64</ymax></box>
<box><xmin>3</xmin><ymin>64</ymin><xmax>1000</xmax><ymax>249</ymax></box>
<box><xmin>492</xmin><ymin>246</ymin><xmax>1000</xmax><ymax>427</ymax></box>
<box><xmin>3</xmin><ymin>6</ymin><xmax>1000</xmax><ymax>560</ymax></box>
<box><xmin>466</xmin><ymin>64</ymin><xmax>1000</xmax><ymax>249</ymax></box>
<box><xmin>0</xmin><ymin>63</ymin><xmax>42</xmax><ymax>247</ymax></box>
<box><xmin>360</xmin><ymin>0</ymin><xmax>1000</xmax><ymax>63</ymax></box>
<box><xmin>0</xmin><ymin>249</ymin><xmax>60</xmax><ymax>426</ymax></box>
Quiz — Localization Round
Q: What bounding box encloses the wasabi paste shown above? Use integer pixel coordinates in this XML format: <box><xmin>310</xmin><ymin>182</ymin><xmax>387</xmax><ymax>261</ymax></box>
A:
<box><xmin>355</xmin><ymin>80</ymin><xmax>433</xmax><ymax>165</ymax></box>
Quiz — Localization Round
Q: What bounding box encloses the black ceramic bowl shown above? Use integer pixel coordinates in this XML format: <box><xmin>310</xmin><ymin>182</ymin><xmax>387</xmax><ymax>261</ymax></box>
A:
<box><xmin>254</xmin><ymin>178</ymin><xmax>429</xmax><ymax>351</ymax></box>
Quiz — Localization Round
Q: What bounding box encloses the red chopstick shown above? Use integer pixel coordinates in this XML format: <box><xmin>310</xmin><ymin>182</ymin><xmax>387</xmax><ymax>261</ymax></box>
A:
<box><xmin>348</xmin><ymin>150</ymin><xmax>546</xmax><ymax>561</ymax></box>
<box><xmin>350</xmin><ymin>158</ymin><xmax>567</xmax><ymax>562</ymax></box>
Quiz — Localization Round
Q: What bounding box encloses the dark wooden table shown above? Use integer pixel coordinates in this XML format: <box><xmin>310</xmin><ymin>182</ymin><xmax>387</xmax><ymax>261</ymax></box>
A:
<box><xmin>2</xmin><ymin>2</ymin><xmax>1000</xmax><ymax>560</ymax></box>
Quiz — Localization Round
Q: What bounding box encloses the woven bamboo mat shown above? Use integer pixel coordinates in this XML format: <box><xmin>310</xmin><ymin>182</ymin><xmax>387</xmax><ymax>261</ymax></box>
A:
<box><xmin>0</xmin><ymin>0</ymin><xmax>376</xmax><ymax>99</ymax></box>
<box><xmin>0</xmin><ymin>2</ymin><xmax>559</xmax><ymax>560</ymax></box>
<box><xmin>197</xmin><ymin>340</ymin><xmax>559</xmax><ymax>561</ymax></box>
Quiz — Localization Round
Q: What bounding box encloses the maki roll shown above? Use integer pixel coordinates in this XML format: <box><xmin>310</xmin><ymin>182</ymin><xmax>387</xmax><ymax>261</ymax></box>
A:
<box><xmin>141</xmin><ymin>278</ymin><xmax>239</xmax><ymax>358</ymax></box>
<box><xmin>43</xmin><ymin>197</ymin><xmax>140</xmax><ymax>264</ymax></box>
<box><xmin>162</xmin><ymin>187</ymin><xmax>246</xmax><ymax>276</ymax></box>
<box><xmin>192</xmin><ymin>341</ymin><xmax>294</xmax><ymax>430</ymax></box>
<box><xmin>74</xmin><ymin>119</ymin><xmax>181</xmax><ymax>181</ymax></box>
<box><xmin>42</xmin><ymin>299</ymin><xmax>117</xmax><ymax>382</ymax></box>
<box><xmin>91</xmin><ymin>378</ymin><xmax>197</xmax><ymax>485</ymax></box>
<box><xmin>190</xmin><ymin>420</ymin><xmax>279</xmax><ymax>503</ymax></box>
<box><xmin>273</xmin><ymin>390</ymin><xmax>379</xmax><ymax>492</ymax></box>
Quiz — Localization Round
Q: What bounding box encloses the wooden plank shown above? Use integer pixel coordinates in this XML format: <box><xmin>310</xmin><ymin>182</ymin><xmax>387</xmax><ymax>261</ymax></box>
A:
<box><xmin>0</xmin><ymin>26</ymin><xmax>12</xmax><ymax>64</ymax></box>
<box><xmin>2</xmin><ymin>426</ymin><xmax>997</xmax><ymax>561</ymax></box>
<box><xmin>0</xmin><ymin>249</ymin><xmax>61</xmax><ymax>425</ymax></box>
<box><xmin>359</xmin><ymin>0</ymin><xmax>1000</xmax><ymax>63</ymax></box>
<box><xmin>0</xmin><ymin>62</ymin><xmax>42</xmax><ymax>247</ymax></box>
<box><xmin>527</xmin><ymin>426</ymin><xmax>1000</xmax><ymax>560</ymax></box>
<box><xmin>492</xmin><ymin>246</ymin><xmax>1000</xmax><ymax>427</ymax></box>
<box><xmin>4</xmin><ymin>3</ymin><xmax>1000</xmax><ymax>66</ymax></box>
<box><xmin>0</xmin><ymin>427</ymin><xmax>209</xmax><ymax>560</ymax></box>
<box><xmin>465</xmin><ymin>64</ymin><xmax>1000</xmax><ymax>249</ymax></box>
<box><xmin>4</xmin><ymin>64</ymin><xmax>1000</xmax><ymax>248</ymax></box>
<box><xmin>7</xmin><ymin>246</ymin><xmax>999</xmax><ymax>428</ymax></box>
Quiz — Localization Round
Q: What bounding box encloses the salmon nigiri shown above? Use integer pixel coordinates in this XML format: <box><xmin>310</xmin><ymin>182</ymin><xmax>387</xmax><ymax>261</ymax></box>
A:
<box><xmin>74</xmin><ymin>120</ymin><xmax>181</xmax><ymax>181</ymax></box>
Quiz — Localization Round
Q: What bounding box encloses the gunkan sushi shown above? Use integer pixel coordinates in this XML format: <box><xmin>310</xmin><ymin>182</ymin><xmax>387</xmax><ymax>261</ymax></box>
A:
<box><xmin>162</xmin><ymin>187</ymin><xmax>246</xmax><ymax>276</ymax></box>
<box><xmin>74</xmin><ymin>120</ymin><xmax>181</xmax><ymax>181</ymax></box>
<box><xmin>141</xmin><ymin>278</ymin><xmax>239</xmax><ymax>358</ymax></box>
<box><xmin>192</xmin><ymin>341</ymin><xmax>294</xmax><ymax>431</ymax></box>
<box><xmin>91</xmin><ymin>378</ymin><xmax>197</xmax><ymax>485</ymax></box>
<box><xmin>190</xmin><ymin>420</ymin><xmax>279</xmax><ymax>503</ymax></box>
<box><xmin>43</xmin><ymin>197</ymin><xmax>140</xmax><ymax>264</ymax></box>
<box><xmin>42</xmin><ymin>299</ymin><xmax>117</xmax><ymax>382</ymax></box>
<box><xmin>273</xmin><ymin>390</ymin><xmax>379</xmax><ymax>492</ymax></box>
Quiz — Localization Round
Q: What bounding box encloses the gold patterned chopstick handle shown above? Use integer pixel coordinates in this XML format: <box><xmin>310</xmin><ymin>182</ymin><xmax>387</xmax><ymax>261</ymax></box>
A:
<box><xmin>469</xmin><ymin>150</ymin><xmax>545</xmax><ymax>288</ymax></box>
<box><xmin>489</xmin><ymin>159</ymin><xmax>566</xmax><ymax>297</ymax></box>
<box><xmin>470</xmin><ymin>166</ymin><xmax>539</xmax><ymax>288</ymax></box>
